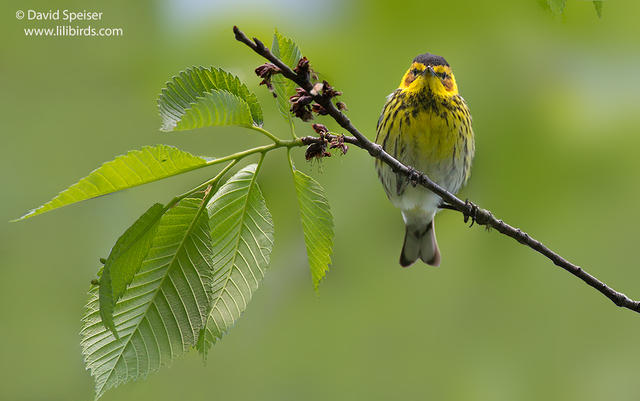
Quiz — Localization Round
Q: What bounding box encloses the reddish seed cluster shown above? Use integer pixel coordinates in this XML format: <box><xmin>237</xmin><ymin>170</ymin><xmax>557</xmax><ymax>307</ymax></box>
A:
<box><xmin>304</xmin><ymin>123</ymin><xmax>348</xmax><ymax>160</ymax></box>
<box><xmin>254</xmin><ymin>62</ymin><xmax>281</xmax><ymax>96</ymax></box>
<box><xmin>329</xmin><ymin>134</ymin><xmax>348</xmax><ymax>155</ymax></box>
<box><xmin>294</xmin><ymin>57</ymin><xmax>310</xmax><ymax>75</ymax></box>
<box><xmin>254</xmin><ymin>56</ymin><xmax>349</xmax><ymax>160</ymax></box>
<box><xmin>312</xmin><ymin>123</ymin><xmax>328</xmax><ymax>135</ymax></box>
<box><xmin>290</xmin><ymin>79</ymin><xmax>345</xmax><ymax>122</ymax></box>
<box><xmin>311</xmin><ymin>103</ymin><xmax>328</xmax><ymax>115</ymax></box>
<box><xmin>290</xmin><ymin>87</ymin><xmax>314</xmax><ymax>121</ymax></box>
<box><xmin>316</xmin><ymin>80</ymin><xmax>342</xmax><ymax>98</ymax></box>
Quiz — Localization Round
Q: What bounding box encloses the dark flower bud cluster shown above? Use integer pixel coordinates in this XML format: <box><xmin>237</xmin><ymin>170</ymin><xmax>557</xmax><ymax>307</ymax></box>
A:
<box><xmin>305</xmin><ymin>141</ymin><xmax>331</xmax><ymax>160</ymax></box>
<box><xmin>311</xmin><ymin>123</ymin><xmax>328</xmax><ymax>134</ymax></box>
<box><xmin>329</xmin><ymin>133</ymin><xmax>348</xmax><ymax>155</ymax></box>
<box><xmin>290</xmin><ymin>87</ymin><xmax>314</xmax><ymax>121</ymax></box>
<box><xmin>293</xmin><ymin>57</ymin><xmax>319</xmax><ymax>80</ymax></box>
<box><xmin>311</xmin><ymin>103</ymin><xmax>328</xmax><ymax>115</ymax></box>
<box><xmin>254</xmin><ymin>56</ymin><xmax>347</xmax><ymax>119</ymax></box>
<box><xmin>304</xmin><ymin>124</ymin><xmax>348</xmax><ymax>160</ymax></box>
<box><xmin>253</xmin><ymin>55</ymin><xmax>349</xmax><ymax>160</ymax></box>
<box><xmin>293</xmin><ymin>57</ymin><xmax>309</xmax><ymax>76</ymax></box>
<box><xmin>254</xmin><ymin>63</ymin><xmax>281</xmax><ymax>97</ymax></box>
<box><xmin>315</xmin><ymin>80</ymin><xmax>342</xmax><ymax>99</ymax></box>
<box><xmin>290</xmin><ymin>79</ymin><xmax>346</xmax><ymax>122</ymax></box>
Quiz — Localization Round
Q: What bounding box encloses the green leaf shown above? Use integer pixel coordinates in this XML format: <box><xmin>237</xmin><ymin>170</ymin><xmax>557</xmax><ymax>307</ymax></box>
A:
<box><xmin>196</xmin><ymin>164</ymin><xmax>274</xmax><ymax>359</ymax></box>
<box><xmin>292</xmin><ymin>170</ymin><xmax>334</xmax><ymax>289</ymax></box>
<box><xmin>593</xmin><ymin>1</ymin><xmax>603</xmax><ymax>18</ymax></box>
<box><xmin>15</xmin><ymin>145</ymin><xmax>208</xmax><ymax>221</ymax></box>
<box><xmin>547</xmin><ymin>0</ymin><xmax>566</xmax><ymax>15</ymax></box>
<box><xmin>81</xmin><ymin>194</ymin><xmax>215</xmax><ymax>400</ymax></box>
<box><xmin>271</xmin><ymin>30</ymin><xmax>303</xmax><ymax>122</ymax></box>
<box><xmin>158</xmin><ymin>67</ymin><xmax>263</xmax><ymax>131</ymax></box>
<box><xmin>99</xmin><ymin>203</ymin><xmax>165</xmax><ymax>337</ymax></box>
<box><xmin>172</xmin><ymin>90</ymin><xmax>254</xmax><ymax>131</ymax></box>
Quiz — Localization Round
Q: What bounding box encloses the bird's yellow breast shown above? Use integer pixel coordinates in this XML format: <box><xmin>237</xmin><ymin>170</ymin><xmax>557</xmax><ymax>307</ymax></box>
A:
<box><xmin>377</xmin><ymin>89</ymin><xmax>471</xmax><ymax>163</ymax></box>
<box><xmin>402</xmin><ymin>105</ymin><xmax>460</xmax><ymax>162</ymax></box>
<box><xmin>375</xmin><ymin>87</ymin><xmax>474</xmax><ymax>200</ymax></box>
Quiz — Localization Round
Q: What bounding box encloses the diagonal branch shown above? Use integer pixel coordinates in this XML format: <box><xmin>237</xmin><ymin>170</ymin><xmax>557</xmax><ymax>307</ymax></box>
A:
<box><xmin>233</xmin><ymin>26</ymin><xmax>640</xmax><ymax>314</ymax></box>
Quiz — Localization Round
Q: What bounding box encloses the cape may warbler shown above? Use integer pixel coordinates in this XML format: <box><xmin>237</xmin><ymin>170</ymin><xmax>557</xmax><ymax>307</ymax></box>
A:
<box><xmin>375</xmin><ymin>53</ymin><xmax>475</xmax><ymax>267</ymax></box>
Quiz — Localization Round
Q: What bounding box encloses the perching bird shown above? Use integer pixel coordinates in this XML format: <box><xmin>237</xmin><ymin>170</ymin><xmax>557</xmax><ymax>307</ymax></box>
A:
<box><xmin>375</xmin><ymin>53</ymin><xmax>475</xmax><ymax>267</ymax></box>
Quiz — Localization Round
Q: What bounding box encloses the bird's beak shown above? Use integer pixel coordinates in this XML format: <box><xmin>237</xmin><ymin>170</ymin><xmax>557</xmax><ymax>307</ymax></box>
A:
<box><xmin>425</xmin><ymin>66</ymin><xmax>436</xmax><ymax>76</ymax></box>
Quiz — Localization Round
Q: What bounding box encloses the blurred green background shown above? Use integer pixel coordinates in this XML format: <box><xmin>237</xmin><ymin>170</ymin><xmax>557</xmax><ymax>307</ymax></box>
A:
<box><xmin>3</xmin><ymin>0</ymin><xmax>640</xmax><ymax>400</ymax></box>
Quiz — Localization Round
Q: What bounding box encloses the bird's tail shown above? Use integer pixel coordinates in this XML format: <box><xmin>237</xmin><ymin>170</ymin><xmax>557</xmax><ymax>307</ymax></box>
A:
<box><xmin>399</xmin><ymin>220</ymin><xmax>441</xmax><ymax>267</ymax></box>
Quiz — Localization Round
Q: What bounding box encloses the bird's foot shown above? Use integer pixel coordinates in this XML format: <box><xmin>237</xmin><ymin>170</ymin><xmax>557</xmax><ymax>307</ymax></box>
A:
<box><xmin>406</xmin><ymin>166</ymin><xmax>420</xmax><ymax>187</ymax></box>
<box><xmin>463</xmin><ymin>199</ymin><xmax>479</xmax><ymax>227</ymax></box>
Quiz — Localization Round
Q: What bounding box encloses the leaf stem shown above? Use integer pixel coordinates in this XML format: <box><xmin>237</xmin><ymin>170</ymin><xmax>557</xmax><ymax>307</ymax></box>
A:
<box><xmin>256</xmin><ymin>151</ymin><xmax>267</xmax><ymax>176</ymax></box>
<box><xmin>247</xmin><ymin>125</ymin><xmax>282</xmax><ymax>143</ymax></box>
<box><xmin>165</xmin><ymin>160</ymin><xmax>238</xmax><ymax>211</ymax></box>
<box><xmin>288</xmin><ymin>119</ymin><xmax>298</xmax><ymax>140</ymax></box>
<box><xmin>156</xmin><ymin>137</ymin><xmax>313</xmax><ymax>212</ymax></box>
<box><xmin>203</xmin><ymin>138</ymin><xmax>304</xmax><ymax>167</ymax></box>
<box><xmin>286</xmin><ymin>147</ymin><xmax>295</xmax><ymax>173</ymax></box>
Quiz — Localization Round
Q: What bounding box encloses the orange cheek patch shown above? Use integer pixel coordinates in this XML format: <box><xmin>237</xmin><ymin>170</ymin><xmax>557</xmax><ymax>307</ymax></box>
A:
<box><xmin>404</xmin><ymin>75</ymin><xmax>416</xmax><ymax>86</ymax></box>
<box><xmin>442</xmin><ymin>78</ymin><xmax>453</xmax><ymax>91</ymax></box>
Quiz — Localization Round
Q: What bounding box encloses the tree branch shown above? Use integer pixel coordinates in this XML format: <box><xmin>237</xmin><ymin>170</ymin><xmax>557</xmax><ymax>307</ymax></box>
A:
<box><xmin>233</xmin><ymin>26</ymin><xmax>640</xmax><ymax>314</ymax></box>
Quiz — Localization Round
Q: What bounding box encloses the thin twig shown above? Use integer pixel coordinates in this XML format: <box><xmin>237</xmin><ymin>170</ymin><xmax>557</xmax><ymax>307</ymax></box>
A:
<box><xmin>299</xmin><ymin>134</ymin><xmax>361</xmax><ymax>147</ymax></box>
<box><xmin>233</xmin><ymin>26</ymin><xmax>640</xmax><ymax>314</ymax></box>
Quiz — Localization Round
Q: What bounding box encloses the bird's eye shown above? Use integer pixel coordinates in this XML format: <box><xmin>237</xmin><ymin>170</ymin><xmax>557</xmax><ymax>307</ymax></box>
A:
<box><xmin>411</xmin><ymin>68</ymin><xmax>421</xmax><ymax>76</ymax></box>
<box><xmin>438</xmin><ymin>72</ymin><xmax>448</xmax><ymax>80</ymax></box>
